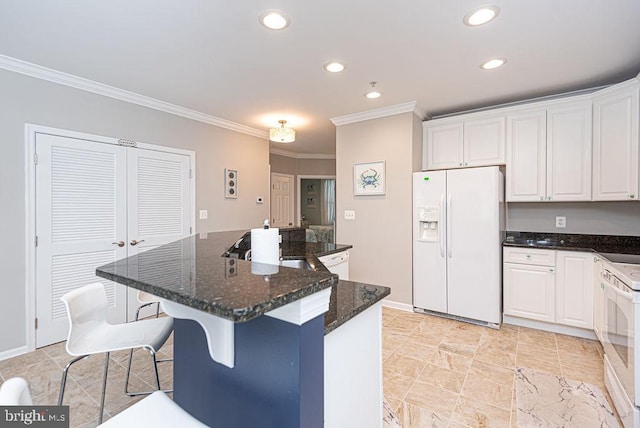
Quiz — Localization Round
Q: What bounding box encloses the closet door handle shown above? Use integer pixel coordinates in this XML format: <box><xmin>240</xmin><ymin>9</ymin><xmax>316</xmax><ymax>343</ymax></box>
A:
<box><xmin>112</xmin><ymin>241</ymin><xmax>125</xmax><ymax>247</ymax></box>
<box><xmin>130</xmin><ymin>239</ymin><xmax>145</xmax><ymax>246</ymax></box>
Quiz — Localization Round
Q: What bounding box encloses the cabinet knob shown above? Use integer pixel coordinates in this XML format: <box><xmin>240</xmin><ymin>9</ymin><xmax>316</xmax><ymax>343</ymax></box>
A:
<box><xmin>464</xmin><ymin>162</ymin><xmax>468</xmax><ymax>166</ymax></box>
<box><xmin>540</xmin><ymin>196</ymin><xmax>544</xmax><ymax>201</ymax></box>
<box><xmin>459</xmin><ymin>163</ymin><xmax>463</xmax><ymax>167</ymax></box>
<box><xmin>630</xmin><ymin>194</ymin><xmax>636</xmax><ymax>199</ymax></box>
<box><xmin>549</xmin><ymin>268</ymin><xmax>554</xmax><ymax>273</ymax></box>
<box><xmin>547</xmin><ymin>196</ymin><xmax>552</xmax><ymax>201</ymax></box>
<box><xmin>525</xmin><ymin>254</ymin><xmax>532</xmax><ymax>259</ymax></box>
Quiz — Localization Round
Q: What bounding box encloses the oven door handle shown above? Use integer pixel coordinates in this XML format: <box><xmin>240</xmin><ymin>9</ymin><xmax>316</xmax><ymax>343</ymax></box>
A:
<box><xmin>605</xmin><ymin>280</ymin><xmax>634</xmax><ymax>299</ymax></box>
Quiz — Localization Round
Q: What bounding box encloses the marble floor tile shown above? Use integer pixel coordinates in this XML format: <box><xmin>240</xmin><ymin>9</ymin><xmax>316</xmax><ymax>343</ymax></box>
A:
<box><xmin>397</xmin><ymin>400</ymin><xmax>449</xmax><ymax>428</ymax></box>
<box><xmin>384</xmin><ymin>353</ymin><xmax>427</xmax><ymax>379</ymax></box>
<box><xmin>417</xmin><ymin>364</ymin><xmax>467</xmax><ymax>394</ymax></box>
<box><xmin>468</xmin><ymin>359</ymin><xmax>515</xmax><ymax>387</ymax></box>
<box><xmin>462</xmin><ymin>375</ymin><xmax>512</xmax><ymax>410</ymax></box>
<box><xmin>518</xmin><ymin>326</ymin><xmax>557</xmax><ymax>350</ymax></box>
<box><xmin>450</xmin><ymin>395</ymin><xmax>511</xmax><ymax>428</ymax></box>
<box><xmin>474</xmin><ymin>347</ymin><xmax>516</xmax><ymax>369</ymax></box>
<box><xmin>515</xmin><ymin>367</ymin><xmax>618</xmax><ymax>428</ymax></box>
<box><xmin>393</xmin><ymin>341</ymin><xmax>436</xmax><ymax>363</ymax></box>
<box><xmin>404</xmin><ymin>381</ymin><xmax>459</xmax><ymax>421</ymax></box>
<box><xmin>429</xmin><ymin>349</ymin><xmax>473</xmax><ymax>374</ymax></box>
<box><xmin>383</xmin><ymin>332</ymin><xmax>406</xmax><ymax>354</ymax></box>
<box><xmin>409</xmin><ymin>330</ymin><xmax>446</xmax><ymax>347</ymax></box>
<box><xmin>383</xmin><ymin>369</ymin><xmax>415</xmax><ymax>402</ymax></box>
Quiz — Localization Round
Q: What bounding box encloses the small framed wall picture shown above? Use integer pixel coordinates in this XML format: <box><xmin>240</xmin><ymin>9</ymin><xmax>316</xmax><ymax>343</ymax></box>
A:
<box><xmin>354</xmin><ymin>161</ymin><xmax>385</xmax><ymax>195</ymax></box>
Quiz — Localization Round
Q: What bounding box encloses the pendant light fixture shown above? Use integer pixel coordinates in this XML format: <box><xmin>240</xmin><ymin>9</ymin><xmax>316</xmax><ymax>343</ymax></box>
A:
<box><xmin>269</xmin><ymin>120</ymin><xmax>296</xmax><ymax>143</ymax></box>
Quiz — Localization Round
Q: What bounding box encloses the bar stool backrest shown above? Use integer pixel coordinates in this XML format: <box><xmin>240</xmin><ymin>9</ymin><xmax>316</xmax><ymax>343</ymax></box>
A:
<box><xmin>60</xmin><ymin>282</ymin><xmax>109</xmax><ymax>355</ymax></box>
<box><xmin>0</xmin><ymin>377</ymin><xmax>33</xmax><ymax>405</ymax></box>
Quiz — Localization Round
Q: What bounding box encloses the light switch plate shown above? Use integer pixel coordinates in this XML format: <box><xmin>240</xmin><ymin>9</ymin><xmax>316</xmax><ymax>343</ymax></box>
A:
<box><xmin>344</xmin><ymin>210</ymin><xmax>356</xmax><ymax>220</ymax></box>
<box><xmin>556</xmin><ymin>216</ymin><xmax>566</xmax><ymax>228</ymax></box>
<box><xmin>199</xmin><ymin>210</ymin><xmax>208</xmax><ymax>220</ymax></box>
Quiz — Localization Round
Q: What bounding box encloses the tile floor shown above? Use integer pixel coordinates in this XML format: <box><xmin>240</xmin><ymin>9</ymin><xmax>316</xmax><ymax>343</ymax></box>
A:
<box><xmin>381</xmin><ymin>307</ymin><xmax>617</xmax><ymax>427</ymax></box>
<box><xmin>0</xmin><ymin>308</ymin><xmax>616</xmax><ymax>428</ymax></box>
<box><xmin>0</xmin><ymin>334</ymin><xmax>174</xmax><ymax>428</ymax></box>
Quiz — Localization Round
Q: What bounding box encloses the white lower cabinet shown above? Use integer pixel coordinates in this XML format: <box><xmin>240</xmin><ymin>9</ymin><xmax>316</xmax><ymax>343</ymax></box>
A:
<box><xmin>503</xmin><ymin>248</ymin><xmax>594</xmax><ymax>331</ymax></box>
<box><xmin>504</xmin><ymin>262</ymin><xmax>555</xmax><ymax>322</ymax></box>
<box><xmin>555</xmin><ymin>251</ymin><xmax>594</xmax><ymax>329</ymax></box>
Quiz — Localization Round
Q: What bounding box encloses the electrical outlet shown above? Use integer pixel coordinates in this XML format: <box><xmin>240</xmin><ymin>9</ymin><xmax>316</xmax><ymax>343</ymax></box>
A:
<box><xmin>556</xmin><ymin>216</ymin><xmax>566</xmax><ymax>228</ymax></box>
<box><xmin>199</xmin><ymin>210</ymin><xmax>208</xmax><ymax>220</ymax></box>
<box><xmin>344</xmin><ymin>210</ymin><xmax>356</xmax><ymax>220</ymax></box>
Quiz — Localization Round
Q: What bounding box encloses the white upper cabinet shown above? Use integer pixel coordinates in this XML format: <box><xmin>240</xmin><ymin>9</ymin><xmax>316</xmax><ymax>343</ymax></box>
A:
<box><xmin>506</xmin><ymin>110</ymin><xmax>547</xmax><ymax>201</ymax></box>
<box><xmin>425</xmin><ymin>123</ymin><xmax>463</xmax><ymax>170</ymax></box>
<box><xmin>592</xmin><ymin>82</ymin><xmax>640</xmax><ymax>201</ymax></box>
<box><xmin>546</xmin><ymin>101</ymin><xmax>592</xmax><ymax>201</ymax></box>
<box><xmin>423</xmin><ymin>116</ymin><xmax>504</xmax><ymax>170</ymax></box>
<box><xmin>506</xmin><ymin>99</ymin><xmax>592</xmax><ymax>202</ymax></box>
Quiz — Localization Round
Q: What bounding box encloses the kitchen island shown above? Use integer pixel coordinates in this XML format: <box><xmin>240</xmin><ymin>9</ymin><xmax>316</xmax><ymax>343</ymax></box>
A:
<box><xmin>96</xmin><ymin>230</ymin><xmax>389</xmax><ymax>428</ymax></box>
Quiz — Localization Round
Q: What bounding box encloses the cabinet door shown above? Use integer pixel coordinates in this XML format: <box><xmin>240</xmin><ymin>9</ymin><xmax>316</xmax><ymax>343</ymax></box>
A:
<box><xmin>593</xmin><ymin>84</ymin><xmax>640</xmax><ymax>200</ymax></box>
<box><xmin>425</xmin><ymin>123</ymin><xmax>463</xmax><ymax>170</ymax></box>
<box><xmin>463</xmin><ymin>116</ymin><xmax>505</xmax><ymax>167</ymax></box>
<box><xmin>506</xmin><ymin>110</ymin><xmax>547</xmax><ymax>201</ymax></box>
<box><xmin>555</xmin><ymin>251</ymin><xmax>594</xmax><ymax>329</ymax></box>
<box><xmin>593</xmin><ymin>257</ymin><xmax>604</xmax><ymax>343</ymax></box>
<box><xmin>504</xmin><ymin>262</ymin><xmax>556</xmax><ymax>323</ymax></box>
<box><xmin>547</xmin><ymin>101</ymin><xmax>592</xmax><ymax>201</ymax></box>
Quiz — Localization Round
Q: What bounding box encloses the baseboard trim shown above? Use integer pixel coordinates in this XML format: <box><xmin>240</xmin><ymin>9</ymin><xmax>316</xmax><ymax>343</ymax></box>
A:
<box><xmin>381</xmin><ymin>300</ymin><xmax>414</xmax><ymax>312</ymax></box>
<box><xmin>0</xmin><ymin>345</ymin><xmax>29</xmax><ymax>362</ymax></box>
<box><xmin>503</xmin><ymin>315</ymin><xmax>597</xmax><ymax>340</ymax></box>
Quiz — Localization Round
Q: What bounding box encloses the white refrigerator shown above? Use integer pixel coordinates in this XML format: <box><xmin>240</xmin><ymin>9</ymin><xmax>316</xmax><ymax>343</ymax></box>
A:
<box><xmin>413</xmin><ymin>166</ymin><xmax>504</xmax><ymax>326</ymax></box>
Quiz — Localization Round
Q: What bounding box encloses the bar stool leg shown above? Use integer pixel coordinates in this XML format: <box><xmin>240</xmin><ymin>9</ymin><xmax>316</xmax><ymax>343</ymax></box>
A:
<box><xmin>57</xmin><ymin>355</ymin><xmax>88</xmax><ymax>406</ymax></box>
<box><xmin>98</xmin><ymin>352</ymin><xmax>110</xmax><ymax>424</ymax></box>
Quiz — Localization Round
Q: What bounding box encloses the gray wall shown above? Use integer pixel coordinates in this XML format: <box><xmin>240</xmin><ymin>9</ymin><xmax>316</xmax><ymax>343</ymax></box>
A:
<box><xmin>0</xmin><ymin>69</ymin><xmax>270</xmax><ymax>354</ymax></box>
<box><xmin>507</xmin><ymin>202</ymin><xmax>640</xmax><ymax>236</ymax></box>
<box><xmin>336</xmin><ymin>112</ymin><xmax>422</xmax><ymax>306</ymax></box>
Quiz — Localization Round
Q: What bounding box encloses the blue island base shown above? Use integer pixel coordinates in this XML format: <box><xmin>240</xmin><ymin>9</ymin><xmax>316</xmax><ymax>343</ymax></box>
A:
<box><xmin>173</xmin><ymin>315</ymin><xmax>324</xmax><ymax>428</ymax></box>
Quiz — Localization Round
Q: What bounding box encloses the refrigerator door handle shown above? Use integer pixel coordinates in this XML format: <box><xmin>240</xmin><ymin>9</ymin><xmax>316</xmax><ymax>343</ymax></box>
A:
<box><xmin>447</xmin><ymin>194</ymin><xmax>452</xmax><ymax>258</ymax></box>
<box><xmin>439</xmin><ymin>194</ymin><xmax>445</xmax><ymax>257</ymax></box>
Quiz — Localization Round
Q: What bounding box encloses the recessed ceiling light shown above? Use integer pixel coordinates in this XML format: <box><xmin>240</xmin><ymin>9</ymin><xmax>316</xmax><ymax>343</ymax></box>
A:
<box><xmin>481</xmin><ymin>58</ymin><xmax>507</xmax><ymax>70</ymax></box>
<box><xmin>365</xmin><ymin>81</ymin><xmax>382</xmax><ymax>99</ymax></box>
<box><xmin>464</xmin><ymin>5</ymin><xmax>500</xmax><ymax>26</ymax></box>
<box><xmin>324</xmin><ymin>62</ymin><xmax>345</xmax><ymax>73</ymax></box>
<box><xmin>259</xmin><ymin>10</ymin><xmax>289</xmax><ymax>30</ymax></box>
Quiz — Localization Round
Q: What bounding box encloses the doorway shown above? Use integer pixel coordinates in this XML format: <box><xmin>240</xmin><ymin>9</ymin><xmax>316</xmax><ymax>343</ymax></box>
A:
<box><xmin>298</xmin><ymin>175</ymin><xmax>336</xmax><ymax>243</ymax></box>
<box><xmin>28</xmin><ymin>125</ymin><xmax>194</xmax><ymax>348</ymax></box>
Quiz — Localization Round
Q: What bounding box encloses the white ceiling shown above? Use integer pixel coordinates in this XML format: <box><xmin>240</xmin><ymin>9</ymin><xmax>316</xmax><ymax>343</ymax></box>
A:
<box><xmin>1</xmin><ymin>1</ymin><xmax>639</xmax><ymax>155</ymax></box>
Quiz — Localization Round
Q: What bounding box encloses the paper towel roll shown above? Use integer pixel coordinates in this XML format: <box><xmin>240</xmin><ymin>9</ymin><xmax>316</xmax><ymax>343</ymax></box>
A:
<box><xmin>251</xmin><ymin>261</ymin><xmax>279</xmax><ymax>276</ymax></box>
<box><xmin>250</xmin><ymin>227</ymin><xmax>279</xmax><ymax>265</ymax></box>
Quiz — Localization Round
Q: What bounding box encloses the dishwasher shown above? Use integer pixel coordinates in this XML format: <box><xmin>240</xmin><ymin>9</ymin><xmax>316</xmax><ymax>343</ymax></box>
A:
<box><xmin>318</xmin><ymin>251</ymin><xmax>349</xmax><ymax>280</ymax></box>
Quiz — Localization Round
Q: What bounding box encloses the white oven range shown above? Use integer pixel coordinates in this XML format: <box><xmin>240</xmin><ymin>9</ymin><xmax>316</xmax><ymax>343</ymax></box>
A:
<box><xmin>600</xmin><ymin>252</ymin><xmax>640</xmax><ymax>428</ymax></box>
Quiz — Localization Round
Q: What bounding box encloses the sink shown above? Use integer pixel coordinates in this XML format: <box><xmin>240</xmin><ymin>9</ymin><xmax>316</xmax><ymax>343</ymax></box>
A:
<box><xmin>279</xmin><ymin>259</ymin><xmax>312</xmax><ymax>270</ymax></box>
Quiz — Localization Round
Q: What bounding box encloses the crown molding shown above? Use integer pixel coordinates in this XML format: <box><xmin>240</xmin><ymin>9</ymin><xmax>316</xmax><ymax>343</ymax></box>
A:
<box><xmin>0</xmin><ymin>54</ymin><xmax>268</xmax><ymax>139</ymax></box>
<box><xmin>270</xmin><ymin>148</ymin><xmax>336</xmax><ymax>160</ymax></box>
<box><xmin>330</xmin><ymin>101</ymin><xmax>420</xmax><ymax>126</ymax></box>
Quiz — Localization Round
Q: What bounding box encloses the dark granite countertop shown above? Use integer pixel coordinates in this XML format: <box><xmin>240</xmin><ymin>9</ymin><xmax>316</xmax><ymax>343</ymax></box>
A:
<box><xmin>96</xmin><ymin>230</ymin><xmax>389</xmax><ymax>334</ymax></box>
<box><xmin>503</xmin><ymin>231</ymin><xmax>640</xmax><ymax>256</ymax></box>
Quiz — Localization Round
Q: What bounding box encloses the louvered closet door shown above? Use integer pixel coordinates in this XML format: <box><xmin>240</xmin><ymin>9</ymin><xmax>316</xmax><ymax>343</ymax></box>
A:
<box><xmin>35</xmin><ymin>134</ymin><xmax>128</xmax><ymax>347</ymax></box>
<box><xmin>126</xmin><ymin>149</ymin><xmax>192</xmax><ymax>320</ymax></box>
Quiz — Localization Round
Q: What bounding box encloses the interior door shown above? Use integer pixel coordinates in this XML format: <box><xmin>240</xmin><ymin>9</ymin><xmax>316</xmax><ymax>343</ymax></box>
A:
<box><xmin>126</xmin><ymin>148</ymin><xmax>192</xmax><ymax>320</ymax></box>
<box><xmin>270</xmin><ymin>173</ymin><xmax>294</xmax><ymax>227</ymax></box>
<box><xmin>35</xmin><ymin>133</ymin><xmax>128</xmax><ymax>347</ymax></box>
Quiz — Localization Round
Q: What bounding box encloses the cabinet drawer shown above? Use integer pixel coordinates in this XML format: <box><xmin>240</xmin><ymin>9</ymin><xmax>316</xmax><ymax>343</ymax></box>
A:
<box><xmin>503</xmin><ymin>247</ymin><xmax>555</xmax><ymax>266</ymax></box>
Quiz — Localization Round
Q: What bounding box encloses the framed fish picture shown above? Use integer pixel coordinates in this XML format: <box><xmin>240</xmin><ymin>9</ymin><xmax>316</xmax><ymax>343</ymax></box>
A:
<box><xmin>353</xmin><ymin>161</ymin><xmax>385</xmax><ymax>195</ymax></box>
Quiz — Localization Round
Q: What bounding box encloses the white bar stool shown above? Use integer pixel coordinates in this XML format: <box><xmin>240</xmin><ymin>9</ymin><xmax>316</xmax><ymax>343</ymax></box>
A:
<box><xmin>58</xmin><ymin>282</ymin><xmax>173</xmax><ymax>424</ymax></box>
<box><xmin>0</xmin><ymin>377</ymin><xmax>33</xmax><ymax>405</ymax></box>
<box><xmin>125</xmin><ymin>290</ymin><xmax>173</xmax><ymax>396</ymax></box>
<box><xmin>98</xmin><ymin>391</ymin><xmax>207</xmax><ymax>427</ymax></box>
